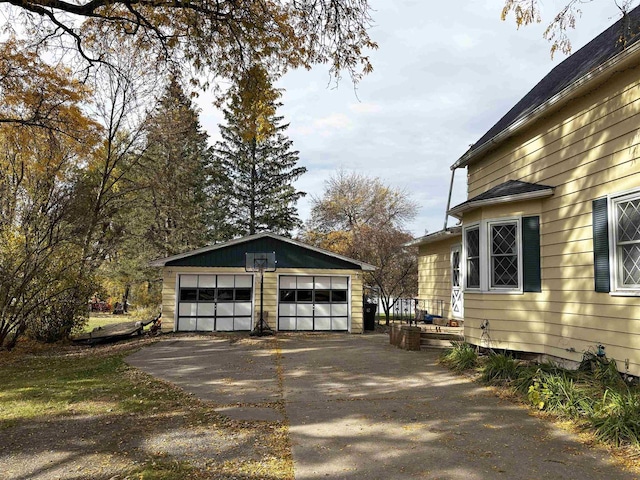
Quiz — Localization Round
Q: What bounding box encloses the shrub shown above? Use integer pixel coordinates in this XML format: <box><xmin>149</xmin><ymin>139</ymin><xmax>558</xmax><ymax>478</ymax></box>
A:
<box><xmin>579</xmin><ymin>351</ymin><xmax>625</xmax><ymax>389</ymax></box>
<box><xmin>481</xmin><ymin>352</ymin><xmax>519</xmax><ymax>384</ymax></box>
<box><xmin>513</xmin><ymin>361</ymin><xmax>560</xmax><ymax>395</ymax></box>
<box><xmin>440</xmin><ymin>341</ymin><xmax>478</xmax><ymax>372</ymax></box>
<box><xmin>27</xmin><ymin>294</ymin><xmax>88</xmax><ymax>343</ymax></box>
<box><xmin>533</xmin><ymin>371</ymin><xmax>594</xmax><ymax>418</ymax></box>
<box><xmin>591</xmin><ymin>388</ymin><xmax>640</xmax><ymax>446</ymax></box>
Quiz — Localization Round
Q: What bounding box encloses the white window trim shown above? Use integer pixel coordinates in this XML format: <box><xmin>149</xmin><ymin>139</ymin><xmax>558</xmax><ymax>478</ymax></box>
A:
<box><xmin>450</xmin><ymin>244</ymin><xmax>464</xmax><ymax>319</ymax></box>
<box><xmin>462</xmin><ymin>217</ymin><xmax>523</xmax><ymax>294</ymax></box>
<box><xmin>462</xmin><ymin>222</ymin><xmax>481</xmax><ymax>291</ymax></box>
<box><xmin>608</xmin><ymin>188</ymin><xmax>640</xmax><ymax>295</ymax></box>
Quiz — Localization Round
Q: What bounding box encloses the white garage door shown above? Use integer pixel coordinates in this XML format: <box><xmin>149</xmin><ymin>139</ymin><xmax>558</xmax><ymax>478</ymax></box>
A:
<box><xmin>177</xmin><ymin>274</ymin><xmax>253</xmax><ymax>331</ymax></box>
<box><xmin>278</xmin><ymin>275</ymin><xmax>349</xmax><ymax>331</ymax></box>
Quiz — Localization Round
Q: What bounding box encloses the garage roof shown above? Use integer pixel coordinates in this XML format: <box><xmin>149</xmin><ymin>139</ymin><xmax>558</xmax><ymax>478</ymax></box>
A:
<box><xmin>150</xmin><ymin>232</ymin><xmax>376</xmax><ymax>271</ymax></box>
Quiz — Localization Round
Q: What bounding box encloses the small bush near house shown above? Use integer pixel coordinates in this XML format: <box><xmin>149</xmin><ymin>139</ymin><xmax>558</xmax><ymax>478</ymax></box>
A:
<box><xmin>442</xmin><ymin>348</ymin><xmax>640</xmax><ymax>448</ymax></box>
<box><xmin>579</xmin><ymin>351</ymin><xmax>626</xmax><ymax>389</ymax></box>
<box><xmin>527</xmin><ymin>370</ymin><xmax>595</xmax><ymax>419</ymax></box>
<box><xmin>591</xmin><ymin>388</ymin><xmax>640</xmax><ymax>446</ymax></box>
<box><xmin>481</xmin><ymin>352</ymin><xmax>519</xmax><ymax>384</ymax></box>
<box><xmin>440</xmin><ymin>341</ymin><xmax>478</xmax><ymax>372</ymax></box>
<box><xmin>513</xmin><ymin>361</ymin><xmax>560</xmax><ymax>395</ymax></box>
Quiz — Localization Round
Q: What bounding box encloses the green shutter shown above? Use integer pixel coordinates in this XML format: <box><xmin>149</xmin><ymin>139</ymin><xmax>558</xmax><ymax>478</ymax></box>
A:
<box><xmin>592</xmin><ymin>197</ymin><xmax>610</xmax><ymax>293</ymax></box>
<box><xmin>522</xmin><ymin>216</ymin><xmax>541</xmax><ymax>292</ymax></box>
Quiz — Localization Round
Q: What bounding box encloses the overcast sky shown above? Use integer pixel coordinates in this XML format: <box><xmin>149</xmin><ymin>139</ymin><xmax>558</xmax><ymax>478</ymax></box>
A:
<box><xmin>196</xmin><ymin>0</ymin><xmax>628</xmax><ymax>237</ymax></box>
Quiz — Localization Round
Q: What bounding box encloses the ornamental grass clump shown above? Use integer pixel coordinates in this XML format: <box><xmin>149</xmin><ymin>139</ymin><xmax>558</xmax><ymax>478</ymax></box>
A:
<box><xmin>526</xmin><ymin>371</ymin><xmax>595</xmax><ymax>419</ymax></box>
<box><xmin>579</xmin><ymin>351</ymin><xmax>626</xmax><ymax>390</ymax></box>
<box><xmin>513</xmin><ymin>361</ymin><xmax>561</xmax><ymax>395</ymax></box>
<box><xmin>440</xmin><ymin>341</ymin><xmax>640</xmax><ymax>448</ymax></box>
<box><xmin>440</xmin><ymin>341</ymin><xmax>478</xmax><ymax>372</ymax></box>
<box><xmin>481</xmin><ymin>352</ymin><xmax>519</xmax><ymax>384</ymax></box>
<box><xmin>590</xmin><ymin>388</ymin><xmax>640</xmax><ymax>446</ymax></box>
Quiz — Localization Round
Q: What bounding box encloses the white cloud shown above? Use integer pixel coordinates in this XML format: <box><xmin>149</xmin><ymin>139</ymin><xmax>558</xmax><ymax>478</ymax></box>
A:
<box><xmin>197</xmin><ymin>0</ymin><xmax>627</xmax><ymax>237</ymax></box>
<box><xmin>348</xmin><ymin>102</ymin><xmax>382</xmax><ymax>114</ymax></box>
<box><xmin>290</xmin><ymin>113</ymin><xmax>354</xmax><ymax>137</ymax></box>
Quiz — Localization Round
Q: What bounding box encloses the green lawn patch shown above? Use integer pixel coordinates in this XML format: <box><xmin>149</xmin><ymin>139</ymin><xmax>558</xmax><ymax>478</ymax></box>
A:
<box><xmin>0</xmin><ymin>342</ymin><xmax>294</xmax><ymax>479</ymax></box>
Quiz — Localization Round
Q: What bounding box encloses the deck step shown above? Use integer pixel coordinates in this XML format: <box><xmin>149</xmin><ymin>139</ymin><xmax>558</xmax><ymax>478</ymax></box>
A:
<box><xmin>420</xmin><ymin>332</ymin><xmax>464</xmax><ymax>350</ymax></box>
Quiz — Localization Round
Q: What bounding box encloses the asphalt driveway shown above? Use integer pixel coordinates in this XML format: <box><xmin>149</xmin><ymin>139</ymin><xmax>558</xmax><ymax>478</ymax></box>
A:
<box><xmin>126</xmin><ymin>334</ymin><xmax>636</xmax><ymax>479</ymax></box>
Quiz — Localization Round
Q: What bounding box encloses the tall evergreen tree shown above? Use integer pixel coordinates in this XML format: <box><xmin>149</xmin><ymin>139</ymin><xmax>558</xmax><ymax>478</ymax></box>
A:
<box><xmin>214</xmin><ymin>65</ymin><xmax>307</xmax><ymax>237</ymax></box>
<box><xmin>99</xmin><ymin>74</ymin><xmax>219</xmax><ymax>311</ymax></box>
<box><xmin>140</xmin><ymin>74</ymin><xmax>214</xmax><ymax>256</ymax></box>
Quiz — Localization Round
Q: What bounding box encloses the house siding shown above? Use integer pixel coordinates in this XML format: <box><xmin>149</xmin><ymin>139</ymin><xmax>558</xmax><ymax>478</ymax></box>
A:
<box><xmin>462</xmin><ymin>63</ymin><xmax>640</xmax><ymax>375</ymax></box>
<box><xmin>161</xmin><ymin>266</ymin><xmax>364</xmax><ymax>333</ymax></box>
<box><xmin>417</xmin><ymin>236</ymin><xmax>461</xmax><ymax>320</ymax></box>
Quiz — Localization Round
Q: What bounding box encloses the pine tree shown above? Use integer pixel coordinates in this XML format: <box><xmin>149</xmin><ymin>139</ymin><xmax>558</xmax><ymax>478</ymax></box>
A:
<box><xmin>140</xmin><ymin>74</ymin><xmax>216</xmax><ymax>256</ymax></box>
<box><xmin>214</xmin><ymin>65</ymin><xmax>307</xmax><ymax>237</ymax></box>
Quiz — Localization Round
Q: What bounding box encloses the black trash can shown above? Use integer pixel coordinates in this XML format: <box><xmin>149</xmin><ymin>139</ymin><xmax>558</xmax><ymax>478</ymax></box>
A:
<box><xmin>363</xmin><ymin>303</ymin><xmax>377</xmax><ymax>331</ymax></box>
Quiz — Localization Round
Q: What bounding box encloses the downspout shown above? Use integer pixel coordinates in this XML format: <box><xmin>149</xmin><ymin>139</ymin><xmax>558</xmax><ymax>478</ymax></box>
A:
<box><xmin>443</xmin><ymin>167</ymin><xmax>457</xmax><ymax>231</ymax></box>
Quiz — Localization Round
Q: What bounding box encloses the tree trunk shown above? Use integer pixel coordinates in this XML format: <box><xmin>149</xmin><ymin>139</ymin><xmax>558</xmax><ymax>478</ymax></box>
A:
<box><xmin>249</xmin><ymin>137</ymin><xmax>257</xmax><ymax>235</ymax></box>
<box><xmin>122</xmin><ymin>284</ymin><xmax>130</xmax><ymax>313</ymax></box>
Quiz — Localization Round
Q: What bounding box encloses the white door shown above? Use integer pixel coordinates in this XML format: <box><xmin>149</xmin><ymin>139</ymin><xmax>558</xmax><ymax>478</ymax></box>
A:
<box><xmin>451</xmin><ymin>245</ymin><xmax>464</xmax><ymax>319</ymax></box>
<box><xmin>176</xmin><ymin>274</ymin><xmax>253</xmax><ymax>331</ymax></box>
<box><xmin>278</xmin><ymin>275</ymin><xmax>349</xmax><ymax>331</ymax></box>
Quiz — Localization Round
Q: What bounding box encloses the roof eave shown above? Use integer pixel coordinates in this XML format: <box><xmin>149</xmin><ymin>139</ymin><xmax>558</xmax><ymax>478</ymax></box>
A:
<box><xmin>448</xmin><ymin>188</ymin><xmax>555</xmax><ymax>219</ymax></box>
<box><xmin>451</xmin><ymin>41</ymin><xmax>640</xmax><ymax>171</ymax></box>
<box><xmin>403</xmin><ymin>226</ymin><xmax>462</xmax><ymax>247</ymax></box>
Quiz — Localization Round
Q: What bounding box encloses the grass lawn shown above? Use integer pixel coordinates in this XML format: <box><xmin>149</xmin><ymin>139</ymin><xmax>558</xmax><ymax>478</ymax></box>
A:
<box><xmin>0</xmin><ymin>340</ymin><xmax>293</xmax><ymax>480</ymax></box>
<box><xmin>83</xmin><ymin>314</ymin><xmax>132</xmax><ymax>332</ymax></box>
<box><xmin>83</xmin><ymin>308</ymin><xmax>160</xmax><ymax>332</ymax></box>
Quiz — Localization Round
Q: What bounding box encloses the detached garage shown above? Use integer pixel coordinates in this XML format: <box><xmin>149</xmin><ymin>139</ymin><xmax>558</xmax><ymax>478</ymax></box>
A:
<box><xmin>150</xmin><ymin>232</ymin><xmax>375</xmax><ymax>334</ymax></box>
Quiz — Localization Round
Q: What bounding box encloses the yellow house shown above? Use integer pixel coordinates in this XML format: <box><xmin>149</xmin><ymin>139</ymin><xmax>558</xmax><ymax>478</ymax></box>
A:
<box><xmin>414</xmin><ymin>8</ymin><xmax>640</xmax><ymax>376</ymax></box>
<box><xmin>150</xmin><ymin>232</ymin><xmax>375</xmax><ymax>334</ymax></box>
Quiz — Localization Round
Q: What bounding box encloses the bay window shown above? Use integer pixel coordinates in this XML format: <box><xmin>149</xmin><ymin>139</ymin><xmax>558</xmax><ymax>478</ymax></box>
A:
<box><xmin>463</xmin><ymin>216</ymin><xmax>540</xmax><ymax>293</ymax></box>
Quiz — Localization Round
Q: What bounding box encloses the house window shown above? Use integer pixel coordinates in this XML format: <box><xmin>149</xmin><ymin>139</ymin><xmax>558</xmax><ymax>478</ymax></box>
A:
<box><xmin>463</xmin><ymin>217</ymin><xmax>526</xmax><ymax>293</ymax></box>
<box><xmin>465</xmin><ymin>226</ymin><xmax>480</xmax><ymax>289</ymax></box>
<box><xmin>612</xmin><ymin>192</ymin><xmax>640</xmax><ymax>290</ymax></box>
<box><xmin>490</xmin><ymin>222</ymin><xmax>519</xmax><ymax>289</ymax></box>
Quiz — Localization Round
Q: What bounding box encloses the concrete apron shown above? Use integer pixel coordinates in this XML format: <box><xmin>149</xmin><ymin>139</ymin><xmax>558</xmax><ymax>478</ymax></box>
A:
<box><xmin>279</xmin><ymin>335</ymin><xmax>636</xmax><ymax>480</ymax></box>
<box><xmin>126</xmin><ymin>337</ymin><xmax>285</xmax><ymax>422</ymax></box>
<box><xmin>127</xmin><ymin>335</ymin><xmax>635</xmax><ymax>480</ymax></box>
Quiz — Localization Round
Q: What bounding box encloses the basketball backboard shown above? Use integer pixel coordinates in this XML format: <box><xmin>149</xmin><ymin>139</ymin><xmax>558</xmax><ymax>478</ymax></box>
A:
<box><xmin>245</xmin><ymin>252</ymin><xmax>277</xmax><ymax>272</ymax></box>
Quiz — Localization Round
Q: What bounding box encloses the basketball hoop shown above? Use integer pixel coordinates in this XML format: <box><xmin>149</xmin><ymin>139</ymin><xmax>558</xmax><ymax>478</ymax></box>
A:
<box><xmin>245</xmin><ymin>252</ymin><xmax>276</xmax><ymax>336</ymax></box>
<box><xmin>245</xmin><ymin>252</ymin><xmax>276</xmax><ymax>276</ymax></box>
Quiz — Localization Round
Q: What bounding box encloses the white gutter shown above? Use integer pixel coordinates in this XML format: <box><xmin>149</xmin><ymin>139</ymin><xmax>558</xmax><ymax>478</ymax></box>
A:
<box><xmin>451</xmin><ymin>41</ymin><xmax>640</xmax><ymax>171</ymax></box>
<box><xmin>403</xmin><ymin>226</ymin><xmax>462</xmax><ymax>248</ymax></box>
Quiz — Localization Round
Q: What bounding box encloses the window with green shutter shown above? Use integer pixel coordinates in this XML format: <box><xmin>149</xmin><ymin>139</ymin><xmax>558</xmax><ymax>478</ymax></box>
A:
<box><xmin>522</xmin><ymin>216</ymin><xmax>541</xmax><ymax>293</ymax></box>
<box><xmin>592</xmin><ymin>197</ymin><xmax>610</xmax><ymax>293</ymax></box>
<box><xmin>601</xmin><ymin>190</ymin><xmax>640</xmax><ymax>294</ymax></box>
<box><xmin>462</xmin><ymin>216</ymin><xmax>541</xmax><ymax>293</ymax></box>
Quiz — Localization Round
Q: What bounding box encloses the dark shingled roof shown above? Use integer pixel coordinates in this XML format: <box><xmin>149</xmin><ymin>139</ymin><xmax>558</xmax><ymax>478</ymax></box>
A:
<box><xmin>457</xmin><ymin>6</ymin><xmax>640</xmax><ymax>167</ymax></box>
<box><xmin>448</xmin><ymin>180</ymin><xmax>554</xmax><ymax>216</ymax></box>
